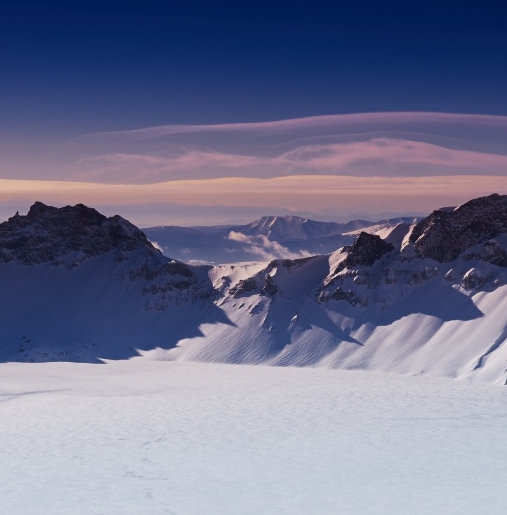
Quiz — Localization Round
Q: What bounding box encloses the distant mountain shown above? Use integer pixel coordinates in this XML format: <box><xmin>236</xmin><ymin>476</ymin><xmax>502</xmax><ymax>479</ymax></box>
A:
<box><xmin>143</xmin><ymin>215</ymin><xmax>420</xmax><ymax>264</ymax></box>
<box><xmin>235</xmin><ymin>215</ymin><xmax>419</xmax><ymax>240</ymax></box>
<box><xmin>2</xmin><ymin>195</ymin><xmax>507</xmax><ymax>385</ymax></box>
<box><xmin>236</xmin><ymin>215</ymin><xmax>346</xmax><ymax>240</ymax></box>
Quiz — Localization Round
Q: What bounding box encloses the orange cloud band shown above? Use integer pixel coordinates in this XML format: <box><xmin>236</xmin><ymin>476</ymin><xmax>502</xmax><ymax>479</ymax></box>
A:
<box><xmin>0</xmin><ymin>175</ymin><xmax>505</xmax><ymax>214</ymax></box>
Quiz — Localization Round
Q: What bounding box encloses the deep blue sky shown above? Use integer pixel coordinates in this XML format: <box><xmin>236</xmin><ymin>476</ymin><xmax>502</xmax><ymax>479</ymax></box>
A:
<box><xmin>1</xmin><ymin>0</ymin><xmax>507</xmax><ymax>139</ymax></box>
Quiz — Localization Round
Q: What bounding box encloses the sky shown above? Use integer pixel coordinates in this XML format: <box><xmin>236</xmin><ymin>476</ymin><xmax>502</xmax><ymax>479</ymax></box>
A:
<box><xmin>1</xmin><ymin>1</ymin><xmax>507</xmax><ymax>226</ymax></box>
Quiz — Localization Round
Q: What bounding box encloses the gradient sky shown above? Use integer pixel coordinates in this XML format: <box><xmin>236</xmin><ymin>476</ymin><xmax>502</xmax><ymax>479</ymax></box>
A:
<box><xmin>1</xmin><ymin>1</ymin><xmax>507</xmax><ymax>225</ymax></box>
<box><xmin>2</xmin><ymin>0</ymin><xmax>507</xmax><ymax>136</ymax></box>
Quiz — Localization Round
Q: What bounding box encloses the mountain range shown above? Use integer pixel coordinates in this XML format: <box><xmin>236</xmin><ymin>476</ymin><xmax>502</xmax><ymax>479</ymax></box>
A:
<box><xmin>1</xmin><ymin>194</ymin><xmax>507</xmax><ymax>385</ymax></box>
<box><xmin>143</xmin><ymin>215</ymin><xmax>419</xmax><ymax>263</ymax></box>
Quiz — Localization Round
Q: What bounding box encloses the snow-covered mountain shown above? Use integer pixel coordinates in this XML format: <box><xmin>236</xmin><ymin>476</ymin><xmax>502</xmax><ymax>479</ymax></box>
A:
<box><xmin>235</xmin><ymin>215</ymin><xmax>349</xmax><ymax>240</ymax></box>
<box><xmin>0</xmin><ymin>202</ymin><xmax>218</xmax><ymax>362</ymax></box>
<box><xmin>143</xmin><ymin>215</ymin><xmax>418</xmax><ymax>263</ymax></box>
<box><xmin>2</xmin><ymin>195</ymin><xmax>507</xmax><ymax>385</ymax></box>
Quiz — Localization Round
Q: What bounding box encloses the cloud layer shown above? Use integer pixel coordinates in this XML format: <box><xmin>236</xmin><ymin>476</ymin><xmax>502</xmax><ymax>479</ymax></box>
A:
<box><xmin>4</xmin><ymin>111</ymin><xmax>507</xmax><ymax>180</ymax></box>
<box><xmin>227</xmin><ymin>231</ymin><xmax>311</xmax><ymax>261</ymax></box>
<box><xmin>1</xmin><ymin>174</ymin><xmax>506</xmax><ymax>217</ymax></box>
<box><xmin>63</xmin><ymin>138</ymin><xmax>507</xmax><ymax>184</ymax></box>
<box><xmin>2</xmin><ymin>113</ymin><xmax>507</xmax><ymax>224</ymax></box>
<box><xmin>53</xmin><ymin>112</ymin><xmax>507</xmax><ymax>184</ymax></box>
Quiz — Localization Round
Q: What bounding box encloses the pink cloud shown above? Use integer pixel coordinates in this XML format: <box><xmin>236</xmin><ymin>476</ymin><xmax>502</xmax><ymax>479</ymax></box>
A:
<box><xmin>3</xmin><ymin>111</ymin><xmax>507</xmax><ymax>183</ymax></box>
<box><xmin>52</xmin><ymin>112</ymin><xmax>507</xmax><ymax>184</ymax></box>
<box><xmin>72</xmin><ymin>112</ymin><xmax>507</xmax><ymax>141</ymax></box>
<box><xmin>3</xmin><ymin>112</ymin><xmax>507</xmax><ymax>224</ymax></box>
<box><xmin>66</xmin><ymin>137</ymin><xmax>507</xmax><ymax>184</ymax></box>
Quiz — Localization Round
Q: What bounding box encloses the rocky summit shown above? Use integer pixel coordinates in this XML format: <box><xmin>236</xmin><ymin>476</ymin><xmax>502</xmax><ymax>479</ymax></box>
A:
<box><xmin>409</xmin><ymin>193</ymin><xmax>507</xmax><ymax>263</ymax></box>
<box><xmin>335</xmin><ymin>231</ymin><xmax>395</xmax><ymax>273</ymax></box>
<box><xmin>0</xmin><ymin>201</ymin><xmax>157</xmax><ymax>266</ymax></box>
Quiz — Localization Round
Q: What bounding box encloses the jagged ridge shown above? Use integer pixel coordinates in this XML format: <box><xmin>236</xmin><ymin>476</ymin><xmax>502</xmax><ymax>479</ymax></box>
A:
<box><xmin>0</xmin><ymin>202</ymin><xmax>157</xmax><ymax>265</ymax></box>
<box><xmin>410</xmin><ymin>193</ymin><xmax>507</xmax><ymax>263</ymax></box>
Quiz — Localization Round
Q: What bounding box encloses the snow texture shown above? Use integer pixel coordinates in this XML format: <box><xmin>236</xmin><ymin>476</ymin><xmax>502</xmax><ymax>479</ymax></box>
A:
<box><xmin>1</xmin><ymin>361</ymin><xmax>506</xmax><ymax>515</ymax></box>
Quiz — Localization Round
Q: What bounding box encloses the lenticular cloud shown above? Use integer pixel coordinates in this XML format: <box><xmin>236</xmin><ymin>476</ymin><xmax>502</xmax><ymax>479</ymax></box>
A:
<box><xmin>60</xmin><ymin>112</ymin><xmax>507</xmax><ymax>184</ymax></box>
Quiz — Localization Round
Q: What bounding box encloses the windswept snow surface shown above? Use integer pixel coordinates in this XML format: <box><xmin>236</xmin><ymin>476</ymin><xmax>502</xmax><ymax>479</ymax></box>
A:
<box><xmin>1</xmin><ymin>361</ymin><xmax>506</xmax><ymax>515</ymax></box>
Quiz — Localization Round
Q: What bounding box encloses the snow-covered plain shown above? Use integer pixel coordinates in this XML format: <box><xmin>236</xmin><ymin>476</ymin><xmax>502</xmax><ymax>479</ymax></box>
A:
<box><xmin>1</xmin><ymin>360</ymin><xmax>506</xmax><ymax>515</ymax></box>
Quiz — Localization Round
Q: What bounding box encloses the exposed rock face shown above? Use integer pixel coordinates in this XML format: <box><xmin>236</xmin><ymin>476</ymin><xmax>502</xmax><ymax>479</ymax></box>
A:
<box><xmin>409</xmin><ymin>194</ymin><xmax>507</xmax><ymax>263</ymax></box>
<box><xmin>407</xmin><ymin>267</ymin><xmax>439</xmax><ymax>286</ymax></box>
<box><xmin>0</xmin><ymin>202</ymin><xmax>216</xmax><ymax>314</ymax></box>
<box><xmin>318</xmin><ymin>286</ymin><xmax>368</xmax><ymax>307</ymax></box>
<box><xmin>318</xmin><ymin>195</ymin><xmax>507</xmax><ymax>308</ymax></box>
<box><xmin>336</xmin><ymin>232</ymin><xmax>394</xmax><ymax>273</ymax></box>
<box><xmin>461</xmin><ymin>268</ymin><xmax>492</xmax><ymax>290</ymax></box>
<box><xmin>318</xmin><ymin>233</ymin><xmax>394</xmax><ymax>307</ymax></box>
<box><xmin>0</xmin><ymin>202</ymin><xmax>157</xmax><ymax>265</ymax></box>
<box><xmin>318</xmin><ymin>267</ymin><xmax>370</xmax><ymax>307</ymax></box>
<box><xmin>261</xmin><ymin>275</ymin><xmax>279</xmax><ymax>296</ymax></box>
<box><xmin>229</xmin><ymin>278</ymin><xmax>258</xmax><ymax>297</ymax></box>
<box><xmin>462</xmin><ymin>240</ymin><xmax>507</xmax><ymax>268</ymax></box>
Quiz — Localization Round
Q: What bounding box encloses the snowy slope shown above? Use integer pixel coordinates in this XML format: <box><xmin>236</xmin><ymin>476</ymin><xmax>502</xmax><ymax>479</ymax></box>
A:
<box><xmin>2</xmin><ymin>196</ymin><xmax>507</xmax><ymax>384</ymax></box>
<box><xmin>167</xmin><ymin>244</ymin><xmax>507</xmax><ymax>385</ymax></box>
<box><xmin>160</xmin><ymin>195</ymin><xmax>507</xmax><ymax>385</ymax></box>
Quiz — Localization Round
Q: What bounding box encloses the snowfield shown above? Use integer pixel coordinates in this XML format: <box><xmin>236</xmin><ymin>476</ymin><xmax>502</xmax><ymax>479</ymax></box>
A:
<box><xmin>1</xmin><ymin>360</ymin><xmax>507</xmax><ymax>515</ymax></box>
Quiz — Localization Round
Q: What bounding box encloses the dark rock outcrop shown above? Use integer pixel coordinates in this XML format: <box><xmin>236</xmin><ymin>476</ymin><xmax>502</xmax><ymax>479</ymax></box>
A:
<box><xmin>462</xmin><ymin>240</ymin><xmax>507</xmax><ymax>268</ymax></box>
<box><xmin>229</xmin><ymin>278</ymin><xmax>258</xmax><ymax>297</ymax></box>
<box><xmin>336</xmin><ymin>232</ymin><xmax>394</xmax><ymax>273</ymax></box>
<box><xmin>261</xmin><ymin>275</ymin><xmax>279</xmax><ymax>296</ymax></box>
<box><xmin>0</xmin><ymin>202</ymin><xmax>158</xmax><ymax>265</ymax></box>
<box><xmin>409</xmin><ymin>194</ymin><xmax>507</xmax><ymax>263</ymax></box>
<box><xmin>318</xmin><ymin>286</ymin><xmax>368</xmax><ymax>307</ymax></box>
<box><xmin>461</xmin><ymin>268</ymin><xmax>492</xmax><ymax>290</ymax></box>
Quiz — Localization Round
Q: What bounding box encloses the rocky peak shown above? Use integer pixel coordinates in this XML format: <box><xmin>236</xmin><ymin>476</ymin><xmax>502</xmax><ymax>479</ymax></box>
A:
<box><xmin>409</xmin><ymin>194</ymin><xmax>507</xmax><ymax>263</ymax></box>
<box><xmin>336</xmin><ymin>232</ymin><xmax>394</xmax><ymax>273</ymax></box>
<box><xmin>0</xmin><ymin>202</ymin><xmax>158</xmax><ymax>265</ymax></box>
